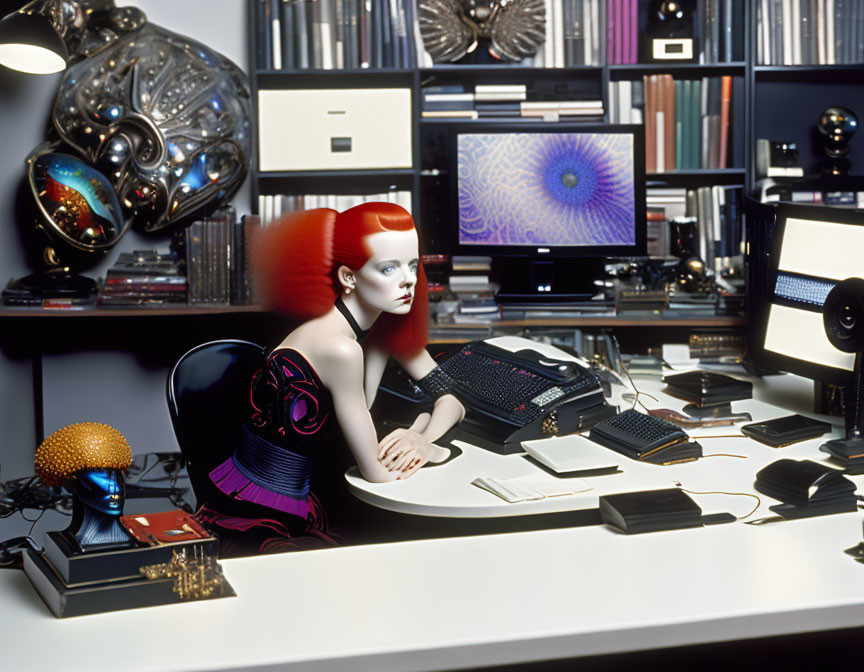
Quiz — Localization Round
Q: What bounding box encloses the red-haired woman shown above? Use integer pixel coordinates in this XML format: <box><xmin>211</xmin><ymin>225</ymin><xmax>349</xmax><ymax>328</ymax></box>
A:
<box><xmin>202</xmin><ymin>203</ymin><xmax>464</xmax><ymax>552</ymax></box>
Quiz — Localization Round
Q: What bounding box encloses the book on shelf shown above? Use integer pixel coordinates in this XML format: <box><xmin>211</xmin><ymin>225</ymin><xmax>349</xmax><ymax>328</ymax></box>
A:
<box><xmin>256</xmin><ymin>0</ymin><xmax>749</xmax><ymax>71</ymax></box>
<box><xmin>256</xmin><ymin>0</ymin><xmax>424</xmax><ymax>70</ymax></box>
<box><xmin>422</xmin><ymin>79</ymin><xmax>603</xmax><ymax>120</ymax></box>
<box><xmin>181</xmin><ymin>208</ymin><xmax>260</xmax><ymax>307</ymax></box>
<box><xmin>257</xmin><ymin>191</ymin><xmax>413</xmax><ymax>226</ymax></box>
<box><xmin>758</xmin><ymin>0</ymin><xmax>863</xmax><ymax>64</ymax></box>
<box><xmin>611</xmin><ymin>74</ymin><xmax>732</xmax><ymax>173</ymax></box>
<box><xmin>645</xmin><ymin>185</ymin><xmax>743</xmax><ymax>270</ymax></box>
<box><xmin>451</xmin><ymin>255</ymin><xmax>492</xmax><ymax>272</ymax></box>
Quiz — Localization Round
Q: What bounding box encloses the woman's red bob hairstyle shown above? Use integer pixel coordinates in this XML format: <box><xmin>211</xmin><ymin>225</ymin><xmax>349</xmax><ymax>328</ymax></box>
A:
<box><xmin>253</xmin><ymin>202</ymin><xmax>428</xmax><ymax>359</ymax></box>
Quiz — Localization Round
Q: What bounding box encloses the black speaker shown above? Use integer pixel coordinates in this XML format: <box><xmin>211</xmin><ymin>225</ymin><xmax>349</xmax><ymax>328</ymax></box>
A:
<box><xmin>641</xmin><ymin>0</ymin><xmax>698</xmax><ymax>63</ymax></box>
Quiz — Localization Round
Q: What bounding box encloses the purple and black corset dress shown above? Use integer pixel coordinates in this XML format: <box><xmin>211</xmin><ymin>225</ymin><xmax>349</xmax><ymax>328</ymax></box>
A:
<box><xmin>208</xmin><ymin>348</ymin><xmax>333</xmax><ymax>533</ymax></box>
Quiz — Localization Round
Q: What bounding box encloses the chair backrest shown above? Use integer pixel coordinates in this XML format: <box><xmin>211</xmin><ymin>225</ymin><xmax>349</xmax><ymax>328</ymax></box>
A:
<box><xmin>167</xmin><ymin>339</ymin><xmax>267</xmax><ymax>506</ymax></box>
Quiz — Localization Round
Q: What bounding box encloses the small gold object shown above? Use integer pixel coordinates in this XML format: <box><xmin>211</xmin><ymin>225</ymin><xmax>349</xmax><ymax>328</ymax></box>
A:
<box><xmin>140</xmin><ymin>548</ymin><xmax>229</xmax><ymax>601</ymax></box>
<box><xmin>541</xmin><ymin>411</ymin><xmax>560</xmax><ymax>436</ymax></box>
<box><xmin>34</xmin><ymin>422</ymin><xmax>133</xmax><ymax>487</ymax></box>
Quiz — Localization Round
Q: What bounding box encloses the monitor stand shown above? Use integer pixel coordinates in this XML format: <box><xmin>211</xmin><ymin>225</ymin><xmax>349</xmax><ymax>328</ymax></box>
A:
<box><xmin>495</xmin><ymin>258</ymin><xmax>606</xmax><ymax>304</ymax></box>
<box><xmin>821</xmin><ymin>353</ymin><xmax>864</xmax><ymax>470</ymax></box>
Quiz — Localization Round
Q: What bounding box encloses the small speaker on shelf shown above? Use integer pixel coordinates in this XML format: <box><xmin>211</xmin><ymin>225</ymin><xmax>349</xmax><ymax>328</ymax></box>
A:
<box><xmin>641</xmin><ymin>0</ymin><xmax>698</xmax><ymax>63</ymax></box>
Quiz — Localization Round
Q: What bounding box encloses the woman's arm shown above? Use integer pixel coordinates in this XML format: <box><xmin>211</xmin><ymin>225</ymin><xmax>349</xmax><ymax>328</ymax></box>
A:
<box><xmin>397</xmin><ymin>349</ymin><xmax>466</xmax><ymax>443</ymax></box>
<box><xmin>377</xmin><ymin>349</ymin><xmax>467</xmax><ymax>475</ymax></box>
<box><xmin>362</xmin><ymin>345</ymin><xmax>390</xmax><ymax>409</ymax></box>
<box><xmin>315</xmin><ymin>339</ymin><xmax>399</xmax><ymax>483</ymax></box>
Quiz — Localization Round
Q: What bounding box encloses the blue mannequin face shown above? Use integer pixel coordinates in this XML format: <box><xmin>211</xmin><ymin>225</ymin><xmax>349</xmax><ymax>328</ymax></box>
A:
<box><xmin>74</xmin><ymin>468</ymin><xmax>125</xmax><ymax>516</ymax></box>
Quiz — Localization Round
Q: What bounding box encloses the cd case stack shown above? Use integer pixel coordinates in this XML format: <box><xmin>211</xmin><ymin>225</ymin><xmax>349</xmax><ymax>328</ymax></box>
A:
<box><xmin>98</xmin><ymin>250</ymin><xmax>187</xmax><ymax>308</ymax></box>
<box><xmin>184</xmin><ymin>211</ymin><xmax>259</xmax><ymax>306</ymax></box>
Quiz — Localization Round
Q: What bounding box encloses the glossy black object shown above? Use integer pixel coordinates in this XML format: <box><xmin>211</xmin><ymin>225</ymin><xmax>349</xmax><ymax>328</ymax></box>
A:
<box><xmin>818</xmin><ymin>106</ymin><xmax>858</xmax><ymax>177</ymax></box>
<box><xmin>741</xmin><ymin>414</ymin><xmax>832</xmax><ymax>448</ymax></box>
<box><xmin>755</xmin><ymin>459</ymin><xmax>857</xmax><ymax>518</ymax></box>
<box><xmin>166</xmin><ymin>340</ymin><xmax>266</xmax><ymax>513</ymax></box>
<box><xmin>599</xmin><ymin>488</ymin><xmax>703</xmax><ymax>534</ymax></box>
<box><xmin>663</xmin><ymin>370</ymin><xmax>753</xmax><ymax>408</ymax></box>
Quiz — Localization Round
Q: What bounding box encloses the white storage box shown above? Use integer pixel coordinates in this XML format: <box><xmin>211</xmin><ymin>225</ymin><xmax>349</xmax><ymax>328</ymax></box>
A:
<box><xmin>257</xmin><ymin>88</ymin><xmax>413</xmax><ymax>171</ymax></box>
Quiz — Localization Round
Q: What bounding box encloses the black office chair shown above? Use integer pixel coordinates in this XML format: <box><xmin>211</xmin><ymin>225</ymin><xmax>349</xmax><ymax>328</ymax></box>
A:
<box><xmin>166</xmin><ymin>339</ymin><xmax>267</xmax><ymax>512</ymax></box>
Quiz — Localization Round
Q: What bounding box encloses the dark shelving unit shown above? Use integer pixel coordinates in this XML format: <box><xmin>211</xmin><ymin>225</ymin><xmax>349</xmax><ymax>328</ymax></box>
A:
<box><xmin>248</xmin><ymin>0</ymin><xmax>757</xmax><ymax>238</ymax></box>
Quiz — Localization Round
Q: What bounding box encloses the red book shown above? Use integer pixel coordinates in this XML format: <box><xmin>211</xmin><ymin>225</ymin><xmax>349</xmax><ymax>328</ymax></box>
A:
<box><xmin>718</xmin><ymin>76</ymin><xmax>733</xmax><ymax>169</ymax></box>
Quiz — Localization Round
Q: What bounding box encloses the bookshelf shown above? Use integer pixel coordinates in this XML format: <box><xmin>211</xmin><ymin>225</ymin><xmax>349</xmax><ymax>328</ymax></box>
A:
<box><xmin>248</xmin><ymin>0</ymin><xmax>753</xmax><ymax>258</ymax></box>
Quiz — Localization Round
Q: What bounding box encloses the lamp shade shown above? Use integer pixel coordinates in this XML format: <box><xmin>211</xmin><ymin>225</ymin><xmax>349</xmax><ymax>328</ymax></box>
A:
<box><xmin>0</xmin><ymin>9</ymin><xmax>68</xmax><ymax>74</ymax></box>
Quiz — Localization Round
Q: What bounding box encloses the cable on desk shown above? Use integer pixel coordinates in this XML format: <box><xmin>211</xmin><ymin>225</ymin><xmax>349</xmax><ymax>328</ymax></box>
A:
<box><xmin>674</xmin><ymin>482</ymin><xmax>762</xmax><ymax>520</ymax></box>
<box><xmin>688</xmin><ymin>435</ymin><xmax>749</xmax><ymax>459</ymax></box>
<box><xmin>619</xmin><ymin>359</ymin><xmax>659</xmax><ymax>412</ymax></box>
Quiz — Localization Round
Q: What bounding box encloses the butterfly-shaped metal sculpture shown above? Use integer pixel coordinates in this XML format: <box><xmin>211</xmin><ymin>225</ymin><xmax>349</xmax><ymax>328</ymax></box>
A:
<box><xmin>419</xmin><ymin>0</ymin><xmax>546</xmax><ymax>63</ymax></box>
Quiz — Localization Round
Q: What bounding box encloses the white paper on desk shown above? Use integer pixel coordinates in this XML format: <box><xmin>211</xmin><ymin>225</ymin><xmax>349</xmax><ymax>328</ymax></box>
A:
<box><xmin>471</xmin><ymin>475</ymin><xmax>592</xmax><ymax>503</ymax></box>
<box><xmin>662</xmin><ymin>343</ymin><xmax>699</xmax><ymax>368</ymax></box>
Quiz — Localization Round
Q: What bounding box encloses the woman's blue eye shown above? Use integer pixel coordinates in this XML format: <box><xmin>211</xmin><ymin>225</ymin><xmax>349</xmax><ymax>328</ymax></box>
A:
<box><xmin>381</xmin><ymin>265</ymin><xmax>396</xmax><ymax>275</ymax></box>
<box><xmin>409</xmin><ymin>263</ymin><xmax>419</xmax><ymax>274</ymax></box>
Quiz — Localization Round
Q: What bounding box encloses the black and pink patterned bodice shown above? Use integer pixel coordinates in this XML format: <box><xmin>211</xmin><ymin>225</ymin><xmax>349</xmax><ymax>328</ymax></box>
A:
<box><xmin>248</xmin><ymin>348</ymin><xmax>333</xmax><ymax>454</ymax></box>
<box><xmin>208</xmin><ymin>348</ymin><xmax>333</xmax><ymax>519</ymax></box>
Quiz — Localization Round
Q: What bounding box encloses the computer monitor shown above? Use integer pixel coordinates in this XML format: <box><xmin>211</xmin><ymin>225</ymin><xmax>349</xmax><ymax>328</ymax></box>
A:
<box><xmin>448</xmin><ymin>124</ymin><xmax>646</xmax><ymax>301</ymax></box>
<box><xmin>751</xmin><ymin>202</ymin><xmax>864</xmax><ymax>388</ymax></box>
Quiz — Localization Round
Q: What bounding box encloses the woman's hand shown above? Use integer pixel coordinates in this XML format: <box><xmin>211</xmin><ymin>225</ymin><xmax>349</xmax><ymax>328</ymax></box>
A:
<box><xmin>377</xmin><ymin>428</ymin><xmax>449</xmax><ymax>478</ymax></box>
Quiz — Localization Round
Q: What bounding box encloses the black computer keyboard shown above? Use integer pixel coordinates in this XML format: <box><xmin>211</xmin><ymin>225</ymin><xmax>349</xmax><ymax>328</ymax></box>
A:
<box><xmin>589</xmin><ymin>409</ymin><xmax>700</xmax><ymax>464</ymax></box>
<box><xmin>438</xmin><ymin>343</ymin><xmax>602</xmax><ymax>424</ymax></box>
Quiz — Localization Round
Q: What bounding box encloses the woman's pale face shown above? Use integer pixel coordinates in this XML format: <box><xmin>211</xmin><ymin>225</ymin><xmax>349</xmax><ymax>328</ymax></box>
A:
<box><xmin>354</xmin><ymin>229</ymin><xmax>419</xmax><ymax>315</ymax></box>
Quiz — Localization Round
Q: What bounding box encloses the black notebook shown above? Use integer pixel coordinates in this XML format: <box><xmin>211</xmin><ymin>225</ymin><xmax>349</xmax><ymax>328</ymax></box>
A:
<box><xmin>599</xmin><ymin>488</ymin><xmax>704</xmax><ymax>534</ymax></box>
<box><xmin>663</xmin><ymin>370</ymin><xmax>753</xmax><ymax>407</ymax></box>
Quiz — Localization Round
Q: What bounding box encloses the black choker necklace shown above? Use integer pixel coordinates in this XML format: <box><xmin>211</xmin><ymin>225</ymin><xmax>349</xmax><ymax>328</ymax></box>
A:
<box><xmin>335</xmin><ymin>296</ymin><xmax>370</xmax><ymax>342</ymax></box>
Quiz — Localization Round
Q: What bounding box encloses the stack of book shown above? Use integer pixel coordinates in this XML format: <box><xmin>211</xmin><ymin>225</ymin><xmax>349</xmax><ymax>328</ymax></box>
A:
<box><xmin>762</xmin><ymin>186</ymin><xmax>864</xmax><ymax>208</ymax></box>
<box><xmin>257</xmin><ymin>191</ymin><xmax>412</xmax><ymax>225</ymax></box>
<box><xmin>610</xmin><ymin>75</ymin><xmax>733</xmax><ymax>173</ymax></box>
<box><xmin>422</xmin><ymin>83</ymin><xmax>603</xmax><ymax>120</ymax></box>
<box><xmin>255</xmin><ymin>0</ymin><xmax>424</xmax><ymax>70</ymax></box>
<box><xmin>98</xmin><ymin>251</ymin><xmax>187</xmax><ymax>308</ymax></box>
<box><xmin>757</xmin><ymin>0</ymin><xmax>864</xmax><ymax>65</ymax></box>
<box><xmin>448</xmin><ymin>256</ymin><xmax>499</xmax><ymax>321</ymax></box>
<box><xmin>645</xmin><ymin>186</ymin><xmax>743</xmax><ymax>274</ymax></box>
<box><xmin>420</xmin><ymin>253</ymin><xmax>450</xmax><ymax>299</ymax></box>
<box><xmin>184</xmin><ymin>210</ymin><xmax>260</xmax><ymax>306</ymax></box>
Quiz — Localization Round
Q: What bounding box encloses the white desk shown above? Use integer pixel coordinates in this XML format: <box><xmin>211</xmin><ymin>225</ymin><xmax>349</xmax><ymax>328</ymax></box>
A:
<box><xmin>1</xmin><ymin>506</ymin><xmax>863</xmax><ymax>671</ymax></box>
<box><xmin>346</xmin><ymin>373</ymin><xmax>858</xmax><ymax>520</ymax></box>
<box><xmin>3</xmin><ymin>373</ymin><xmax>864</xmax><ymax>671</ymax></box>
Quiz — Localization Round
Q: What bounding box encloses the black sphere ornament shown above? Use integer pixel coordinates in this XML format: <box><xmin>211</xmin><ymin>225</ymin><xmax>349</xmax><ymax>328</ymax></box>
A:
<box><xmin>657</xmin><ymin>1</ymin><xmax>687</xmax><ymax>22</ymax></box>
<box><xmin>818</xmin><ymin>106</ymin><xmax>858</xmax><ymax>177</ymax></box>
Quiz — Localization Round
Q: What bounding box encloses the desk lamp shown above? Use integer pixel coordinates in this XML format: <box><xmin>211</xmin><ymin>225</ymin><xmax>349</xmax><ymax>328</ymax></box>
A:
<box><xmin>820</xmin><ymin>278</ymin><xmax>864</xmax><ymax>471</ymax></box>
<box><xmin>0</xmin><ymin>0</ymin><xmax>252</xmax><ymax>304</ymax></box>
<box><xmin>0</xmin><ymin>2</ymin><xmax>68</xmax><ymax>74</ymax></box>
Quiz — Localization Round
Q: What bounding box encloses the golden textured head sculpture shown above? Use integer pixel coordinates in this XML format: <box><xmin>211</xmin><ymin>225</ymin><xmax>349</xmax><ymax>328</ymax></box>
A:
<box><xmin>34</xmin><ymin>422</ymin><xmax>132</xmax><ymax>487</ymax></box>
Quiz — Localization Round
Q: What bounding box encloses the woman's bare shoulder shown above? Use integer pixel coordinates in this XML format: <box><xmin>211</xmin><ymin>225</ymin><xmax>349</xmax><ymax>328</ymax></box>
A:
<box><xmin>282</xmin><ymin>324</ymin><xmax>363</xmax><ymax>386</ymax></box>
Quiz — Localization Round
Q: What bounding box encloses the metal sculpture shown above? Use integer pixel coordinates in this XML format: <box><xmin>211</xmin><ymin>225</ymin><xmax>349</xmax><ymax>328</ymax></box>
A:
<box><xmin>418</xmin><ymin>0</ymin><xmax>545</xmax><ymax>63</ymax></box>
